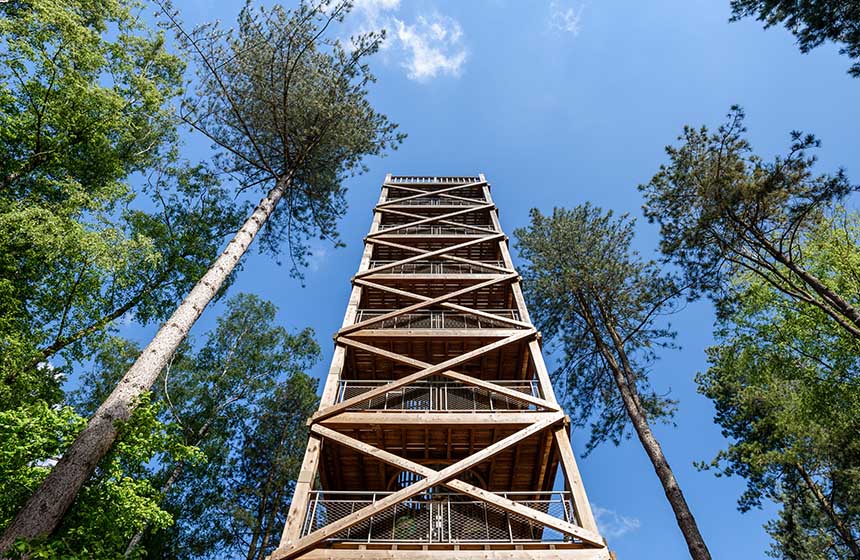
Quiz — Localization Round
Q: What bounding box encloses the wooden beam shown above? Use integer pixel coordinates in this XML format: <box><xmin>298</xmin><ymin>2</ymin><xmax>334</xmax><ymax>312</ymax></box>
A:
<box><xmin>355</xmin><ymin>234</ymin><xmax>505</xmax><ymax>277</ymax></box>
<box><xmin>293</xmin><ymin>549</ymin><xmax>612</xmax><ymax>559</ymax></box>
<box><xmin>334</xmin><ymin>336</ymin><xmax>557</xmax><ymax>411</ymax></box>
<box><xmin>279</xmin><ymin>413</ymin><xmax>566</xmax><ymax>559</ymax></box>
<box><xmin>553</xmin><ymin>425</ymin><xmax>599</xmax><ymax>535</ymax></box>
<box><xmin>313</xmin><ymin>330</ymin><xmax>536</xmax><ymax>422</ymax></box>
<box><xmin>318</xmin><ymin>411</ymin><xmax>561</xmax><ymax>427</ymax></box>
<box><xmin>309</xmin><ymin>423</ymin><xmax>604</xmax><ymax>546</ymax></box>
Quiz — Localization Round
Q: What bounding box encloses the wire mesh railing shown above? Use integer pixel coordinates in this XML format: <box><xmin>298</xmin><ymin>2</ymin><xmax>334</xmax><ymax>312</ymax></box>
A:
<box><xmin>388</xmin><ymin>176</ymin><xmax>481</xmax><ymax>184</ymax></box>
<box><xmin>382</xmin><ymin>196</ymin><xmax>485</xmax><ymax>206</ymax></box>
<box><xmin>354</xmin><ymin>309</ymin><xmax>520</xmax><ymax>330</ymax></box>
<box><xmin>301</xmin><ymin>490</ymin><xmax>580</xmax><ymax>544</ymax></box>
<box><xmin>336</xmin><ymin>379</ymin><xmax>541</xmax><ymax>411</ymax></box>
<box><xmin>367</xmin><ymin>260</ymin><xmax>507</xmax><ymax>274</ymax></box>
<box><xmin>377</xmin><ymin>224</ymin><xmax>495</xmax><ymax>235</ymax></box>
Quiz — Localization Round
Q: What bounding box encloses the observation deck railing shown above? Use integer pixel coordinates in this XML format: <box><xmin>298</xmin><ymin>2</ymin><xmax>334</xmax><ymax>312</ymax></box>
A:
<box><xmin>354</xmin><ymin>309</ymin><xmax>520</xmax><ymax>330</ymax></box>
<box><xmin>377</xmin><ymin>224</ymin><xmax>495</xmax><ymax>236</ymax></box>
<box><xmin>389</xmin><ymin>176</ymin><xmax>481</xmax><ymax>184</ymax></box>
<box><xmin>382</xmin><ymin>196</ymin><xmax>485</xmax><ymax>206</ymax></box>
<box><xmin>336</xmin><ymin>379</ymin><xmax>541</xmax><ymax>412</ymax></box>
<box><xmin>301</xmin><ymin>490</ymin><xmax>579</xmax><ymax>544</ymax></box>
<box><xmin>367</xmin><ymin>260</ymin><xmax>506</xmax><ymax>274</ymax></box>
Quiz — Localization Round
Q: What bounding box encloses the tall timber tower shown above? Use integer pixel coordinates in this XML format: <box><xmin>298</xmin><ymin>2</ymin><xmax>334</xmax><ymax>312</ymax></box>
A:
<box><xmin>272</xmin><ymin>175</ymin><xmax>611</xmax><ymax>560</ymax></box>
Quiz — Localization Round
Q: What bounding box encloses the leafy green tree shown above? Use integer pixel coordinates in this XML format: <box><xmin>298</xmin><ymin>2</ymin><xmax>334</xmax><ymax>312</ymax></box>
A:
<box><xmin>730</xmin><ymin>0</ymin><xmax>860</xmax><ymax>77</ymax></box>
<box><xmin>0</xmin><ymin>0</ymin><xmax>245</xmax><ymax>410</ymax></box>
<box><xmin>698</xmin><ymin>213</ymin><xmax>860</xmax><ymax>559</ymax></box>
<box><xmin>0</xmin><ymin>394</ymin><xmax>196</xmax><ymax>560</ymax></box>
<box><xmin>111</xmin><ymin>294</ymin><xmax>320</xmax><ymax>559</ymax></box>
<box><xmin>515</xmin><ymin>204</ymin><xmax>712</xmax><ymax>560</ymax></box>
<box><xmin>0</xmin><ymin>1</ymin><xmax>402</xmax><ymax>549</ymax></box>
<box><xmin>639</xmin><ymin>106</ymin><xmax>860</xmax><ymax>339</ymax></box>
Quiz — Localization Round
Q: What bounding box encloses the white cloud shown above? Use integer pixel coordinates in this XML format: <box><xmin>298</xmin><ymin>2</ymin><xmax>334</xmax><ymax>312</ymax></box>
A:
<box><xmin>345</xmin><ymin>3</ymin><xmax>467</xmax><ymax>81</ymax></box>
<box><xmin>592</xmin><ymin>505</ymin><xmax>641</xmax><ymax>539</ymax></box>
<box><xmin>549</xmin><ymin>1</ymin><xmax>584</xmax><ymax>35</ymax></box>
<box><xmin>308</xmin><ymin>246</ymin><xmax>328</xmax><ymax>272</ymax></box>
<box><xmin>393</xmin><ymin>14</ymin><xmax>467</xmax><ymax>81</ymax></box>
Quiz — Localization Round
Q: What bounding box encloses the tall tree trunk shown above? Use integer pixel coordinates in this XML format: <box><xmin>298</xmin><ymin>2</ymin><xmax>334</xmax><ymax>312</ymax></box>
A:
<box><xmin>578</xmin><ymin>291</ymin><xmax>712</xmax><ymax>560</ymax></box>
<box><xmin>795</xmin><ymin>463</ymin><xmax>860</xmax><ymax>559</ymax></box>
<box><xmin>0</xmin><ymin>177</ymin><xmax>290</xmax><ymax>555</ymax></box>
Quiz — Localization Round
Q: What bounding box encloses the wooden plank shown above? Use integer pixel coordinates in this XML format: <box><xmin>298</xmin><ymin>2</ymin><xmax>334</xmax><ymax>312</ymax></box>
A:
<box><xmin>339</xmin><ymin>274</ymin><xmax>516</xmax><ymax>336</ymax></box>
<box><xmin>355</xmin><ymin>234</ymin><xmax>505</xmax><ymax>277</ymax></box>
<box><xmin>309</xmin><ymin>422</ymin><xmax>604</xmax><ymax>546</ymax></box>
<box><xmin>554</xmin><ymin>425</ymin><xmax>599</xmax><ymax>535</ymax></box>
<box><xmin>291</xmin><ymin>549</ymin><xmax>612</xmax><ymax>559</ymax></box>
<box><xmin>318</xmin><ymin>411</ymin><xmax>560</xmax><ymax>427</ymax></box>
<box><xmin>376</xmin><ymin>181</ymin><xmax>485</xmax><ymax>208</ymax></box>
<box><xmin>367</xmin><ymin>204</ymin><xmax>494</xmax><ymax>237</ymax></box>
<box><xmin>352</xmin><ymin>278</ymin><xmax>532</xmax><ymax>330</ymax></box>
<box><xmin>313</xmin><ymin>330</ymin><xmax>536</xmax><ymax>422</ymax></box>
<box><xmin>334</xmin><ymin>336</ymin><xmax>556</xmax><ymax>411</ymax></box>
<box><xmin>281</xmin><ymin>413</ymin><xmax>566</xmax><ymax>559</ymax></box>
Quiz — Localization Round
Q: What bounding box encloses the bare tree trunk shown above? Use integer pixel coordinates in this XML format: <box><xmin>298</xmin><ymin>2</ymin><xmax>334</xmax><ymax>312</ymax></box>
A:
<box><xmin>795</xmin><ymin>462</ymin><xmax>860</xmax><ymax>559</ymax></box>
<box><xmin>579</xmin><ymin>291</ymin><xmax>712</xmax><ymax>560</ymax></box>
<box><xmin>0</xmin><ymin>177</ymin><xmax>290</xmax><ymax>555</ymax></box>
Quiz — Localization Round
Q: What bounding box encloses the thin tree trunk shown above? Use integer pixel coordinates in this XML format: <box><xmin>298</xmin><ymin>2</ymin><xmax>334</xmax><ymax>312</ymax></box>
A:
<box><xmin>123</xmin><ymin>461</ymin><xmax>187</xmax><ymax>558</ymax></box>
<box><xmin>752</xmin><ymin>228</ymin><xmax>860</xmax><ymax>339</ymax></box>
<box><xmin>0</xmin><ymin>177</ymin><xmax>290</xmax><ymax>555</ymax></box>
<box><xmin>578</xmin><ymin>291</ymin><xmax>712</xmax><ymax>560</ymax></box>
<box><xmin>31</xmin><ymin>270</ymin><xmax>170</xmax><ymax>368</ymax></box>
<box><xmin>255</xmin><ymin>486</ymin><xmax>284</xmax><ymax>560</ymax></box>
<box><xmin>795</xmin><ymin>462</ymin><xmax>860</xmax><ymax>559</ymax></box>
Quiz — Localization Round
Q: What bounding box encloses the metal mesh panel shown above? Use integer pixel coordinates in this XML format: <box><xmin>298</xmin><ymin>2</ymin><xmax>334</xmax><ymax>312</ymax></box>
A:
<box><xmin>302</xmin><ymin>491</ymin><xmax>580</xmax><ymax>544</ymax></box>
<box><xmin>337</xmin><ymin>380</ymin><xmax>540</xmax><ymax>412</ymax></box>
<box><xmin>355</xmin><ymin>310</ymin><xmax>520</xmax><ymax>329</ymax></box>
<box><xmin>368</xmin><ymin>260</ymin><xmax>507</xmax><ymax>274</ymax></box>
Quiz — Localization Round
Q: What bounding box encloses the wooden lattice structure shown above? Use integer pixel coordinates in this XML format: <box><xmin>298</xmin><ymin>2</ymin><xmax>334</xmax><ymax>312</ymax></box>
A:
<box><xmin>272</xmin><ymin>175</ymin><xmax>611</xmax><ymax>560</ymax></box>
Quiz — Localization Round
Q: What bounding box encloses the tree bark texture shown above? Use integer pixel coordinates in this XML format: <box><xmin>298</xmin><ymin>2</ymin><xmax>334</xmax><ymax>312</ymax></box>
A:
<box><xmin>0</xmin><ymin>178</ymin><xmax>289</xmax><ymax>555</ymax></box>
<box><xmin>578</xmin><ymin>291</ymin><xmax>712</xmax><ymax>560</ymax></box>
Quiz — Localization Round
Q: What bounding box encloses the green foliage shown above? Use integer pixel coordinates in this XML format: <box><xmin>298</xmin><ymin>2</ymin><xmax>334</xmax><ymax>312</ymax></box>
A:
<box><xmin>698</xmin><ymin>213</ymin><xmax>860</xmax><ymax>558</ymax></box>
<box><xmin>730</xmin><ymin>0</ymin><xmax>860</xmax><ymax>77</ymax></box>
<box><xmin>0</xmin><ymin>0</ymin><xmax>247</xmax><ymax>407</ymax></box>
<box><xmin>1</xmin><ymin>395</ymin><xmax>195</xmax><ymax>559</ymax></box>
<box><xmin>515</xmin><ymin>204</ymin><xmax>679</xmax><ymax>453</ymax></box>
<box><xmin>98</xmin><ymin>294</ymin><xmax>321</xmax><ymax>559</ymax></box>
<box><xmin>162</xmin><ymin>0</ymin><xmax>405</xmax><ymax>276</ymax></box>
<box><xmin>639</xmin><ymin>107</ymin><xmax>859</xmax><ymax>337</ymax></box>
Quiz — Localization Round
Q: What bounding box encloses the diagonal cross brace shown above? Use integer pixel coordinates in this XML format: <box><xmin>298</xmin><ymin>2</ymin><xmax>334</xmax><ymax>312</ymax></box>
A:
<box><xmin>334</xmin><ymin>336</ymin><xmax>558</xmax><ymax>412</ymax></box>
<box><xmin>377</xmin><ymin>181</ymin><xmax>486</xmax><ymax>208</ymax></box>
<box><xmin>381</xmin><ymin>182</ymin><xmax>488</xmax><ymax>205</ymax></box>
<box><xmin>375</xmin><ymin>206</ymin><xmax>498</xmax><ymax>235</ymax></box>
<box><xmin>364</xmin><ymin>236</ymin><xmax>512</xmax><ymax>274</ymax></box>
<box><xmin>275</xmin><ymin>412</ymin><xmax>565</xmax><ymax>559</ymax></box>
<box><xmin>356</xmin><ymin>234</ymin><xmax>506</xmax><ymax>277</ymax></box>
<box><xmin>339</xmin><ymin>273</ymin><xmax>517</xmax><ymax>336</ymax></box>
<box><xmin>312</xmin><ymin>330</ymin><xmax>536</xmax><ymax>423</ymax></box>
<box><xmin>309</xmin><ymin>424</ymin><xmax>605</xmax><ymax>547</ymax></box>
<box><xmin>353</xmin><ymin>278</ymin><xmax>532</xmax><ymax>330</ymax></box>
<box><xmin>367</xmin><ymin>204</ymin><xmax>495</xmax><ymax>238</ymax></box>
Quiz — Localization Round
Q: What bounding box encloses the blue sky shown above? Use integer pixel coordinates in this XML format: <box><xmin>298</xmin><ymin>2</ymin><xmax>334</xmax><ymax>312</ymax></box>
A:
<box><xmin>116</xmin><ymin>1</ymin><xmax>860</xmax><ymax>558</ymax></box>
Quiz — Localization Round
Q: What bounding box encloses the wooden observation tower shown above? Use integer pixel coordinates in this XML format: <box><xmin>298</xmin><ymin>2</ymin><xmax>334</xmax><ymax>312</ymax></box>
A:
<box><xmin>272</xmin><ymin>175</ymin><xmax>611</xmax><ymax>560</ymax></box>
